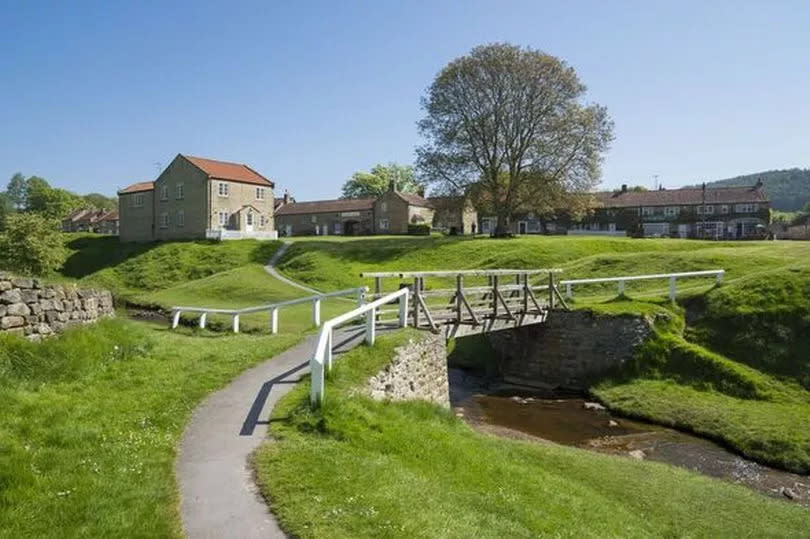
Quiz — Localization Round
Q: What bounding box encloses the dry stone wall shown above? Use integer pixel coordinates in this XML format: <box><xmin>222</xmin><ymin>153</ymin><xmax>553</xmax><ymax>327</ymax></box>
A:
<box><xmin>367</xmin><ymin>332</ymin><xmax>449</xmax><ymax>407</ymax></box>
<box><xmin>488</xmin><ymin>310</ymin><xmax>653</xmax><ymax>391</ymax></box>
<box><xmin>0</xmin><ymin>273</ymin><xmax>115</xmax><ymax>341</ymax></box>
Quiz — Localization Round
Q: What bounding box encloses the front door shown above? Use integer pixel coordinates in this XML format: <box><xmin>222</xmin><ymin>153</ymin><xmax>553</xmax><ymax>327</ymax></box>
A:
<box><xmin>245</xmin><ymin>212</ymin><xmax>254</xmax><ymax>233</ymax></box>
<box><xmin>518</xmin><ymin>221</ymin><xmax>528</xmax><ymax>234</ymax></box>
<box><xmin>678</xmin><ymin>224</ymin><xmax>688</xmax><ymax>239</ymax></box>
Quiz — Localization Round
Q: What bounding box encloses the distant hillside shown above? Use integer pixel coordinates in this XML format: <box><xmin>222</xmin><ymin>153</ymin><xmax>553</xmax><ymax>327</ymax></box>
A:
<box><xmin>704</xmin><ymin>168</ymin><xmax>810</xmax><ymax>211</ymax></box>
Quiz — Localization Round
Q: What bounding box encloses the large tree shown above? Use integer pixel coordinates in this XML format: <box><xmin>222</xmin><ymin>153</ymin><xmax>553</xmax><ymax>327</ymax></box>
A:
<box><xmin>25</xmin><ymin>177</ymin><xmax>83</xmax><ymax>219</ymax></box>
<box><xmin>417</xmin><ymin>43</ymin><xmax>613</xmax><ymax>236</ymax></box>
<box><xmin>341</xmin><ymin>163</ymin><xmax>425</xmax><ymax>199</ymax></box>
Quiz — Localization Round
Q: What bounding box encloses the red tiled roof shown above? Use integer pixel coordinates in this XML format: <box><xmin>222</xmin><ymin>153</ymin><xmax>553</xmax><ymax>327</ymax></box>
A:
<box><xmin>396</xmin><ymin>191</ymin><xmax>433</xmax><ymax>208</ymax></box>
<box><xmin>98</xmin><ymin>209</ymin><xmax>119</xmax><ymax>221</ymax></box>
<box><xmin>276</xmin><ymin>198</ymin><xmax>375</xmax><ymax>216</ymax></box>
<box><xmin>183</xmin><ymin>155</ymin><xmax>274</xmax><ymax>187</ymax></box>
<box><xmin>596</xmin><ymin>186</ymin><xmax>768</xmax><ymax>208</ymax></box>
<box><xmin>118</xmin><ymin>181</ymin><xmax>154</xmax><ymax>194</ymax></box>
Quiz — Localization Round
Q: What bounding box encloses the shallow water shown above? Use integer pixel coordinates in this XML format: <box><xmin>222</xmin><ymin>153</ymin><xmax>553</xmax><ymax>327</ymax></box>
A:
<box><xmin>449</xmin><ymin>368</ymin><xmax>810</xmax><ymax>506</ymax></box>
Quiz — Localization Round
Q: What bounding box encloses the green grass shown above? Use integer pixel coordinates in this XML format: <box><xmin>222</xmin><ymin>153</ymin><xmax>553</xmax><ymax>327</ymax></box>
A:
<box><xmin>590</xmin><ymin>292</ymin><xmax>810</xmax><ymax>472</ymax></box>
<box><xmin>0</xmin><ymin>317</ymin><xmax>302</xmax><ymax>538</ymax></box>
<box><xmin>253</xmin><ymin>331</ymin><xmax>808</xmax><ymax>538</ymax></box>
<box><xmin>58</xmin><ymin>234</ymin><xmax>283</xmax><ymax>299</ymax></box>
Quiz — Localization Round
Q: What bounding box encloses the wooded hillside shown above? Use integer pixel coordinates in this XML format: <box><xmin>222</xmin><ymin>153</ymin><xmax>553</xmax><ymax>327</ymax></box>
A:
<box><xmin>705</xmin><ymin>168</ymin><xmax>810</xmax><ymax>211</ymax></box>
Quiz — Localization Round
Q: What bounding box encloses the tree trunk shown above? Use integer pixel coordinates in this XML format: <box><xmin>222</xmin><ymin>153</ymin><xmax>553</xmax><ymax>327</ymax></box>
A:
<box><xmin>494</xmin><ymin>213</ymin><xmax>511</xmax><ymax>237</ymax></box>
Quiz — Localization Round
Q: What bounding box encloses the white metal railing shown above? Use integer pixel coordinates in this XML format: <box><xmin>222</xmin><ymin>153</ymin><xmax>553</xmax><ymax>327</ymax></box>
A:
<box><xmin>170</xmin><ymin>287</ymin><xmax>367</xmax><ymax>333</ymax></box>
<box><xmin>310</xmin><ymin>287</ymin><xmax>410</xmax><ymax>406</ymax></box>
<box><xmin>560</xmin><ymin>269</ymin><xmax>725</xmax><ymax>301</ymax></box>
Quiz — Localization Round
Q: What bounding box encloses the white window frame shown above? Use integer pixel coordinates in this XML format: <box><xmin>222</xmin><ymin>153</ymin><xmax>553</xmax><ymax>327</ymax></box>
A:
<box><xmin>218</xmin><ymin>210</ymin><xmax>230</xmax><ymax>228</ymax></box>
<box><xmin>133</xmin><ymin>194</ymin><xmax>145</xmax><ymax>207</ymax></box>
<box><xmin>177</xmin><ymin>209</ymin><xmax>184</xmax><ymax>228</ymax></box>
<box><xmin>664</xmin><ymin>206</ymin><xmax>679</xmax><ymax>217</ymax></box>
<box><xmin>176</xmin><ymin>183</ymin><xmax>184</xmax><ymax>200</ymax></box>
<box><xmin>379</xmin><ymin>218</ymin><xmax>389</xmax><ymax>231</ymax></box>
<box><xmin>218</xmin><ymin>182</ymin><xmax>229</xmax><ymax>197</ymax></box>
<box><xmin>311</xmin><ymin>215</ymin><xmax>317</xmax><ymax>223</ymax></box>
<box><xmin>160</xmin><ymin>185</ymin><xmax>169</xmax><ymax>201</ymax></box>
<box><xmin>720</xmin><ymin>205</ymin><xmax>729</xmax><ymax>214</ymax></box>
<box><xmin>159</xmin><ymin>212</ymin><xmax>169</xmax><ymax>229</ymax></box>
<box><xmin>704</xmin><ymin>205</ymin><xmax>715</xmax><ymax>214</ymax></box>
<box><xmin>256</xmin><ymin>187</ymin><xmax>265</xmax><ymax>200</ymax></box>
<box><xmin>246</xmin><ymin>212</ymin><xmax>254</xmax><ymax>226</ymax></box>
<box><xmin>641</xmin><ymin>207</ymin><xmax>653</xmax><ymax>217</ymax></box>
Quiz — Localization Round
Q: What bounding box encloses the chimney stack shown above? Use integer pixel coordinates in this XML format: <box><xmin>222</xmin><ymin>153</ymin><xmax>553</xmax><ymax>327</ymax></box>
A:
<box><xmin>621</xmin><ymin>184</ymin><xmax>628</xmax><ymax>193</ymax></box>
<box><xmin>283</xmin><ymin>190</ymin><xmax>290</xmax><ymax>204</ymax></box>
<box><xmin>388</xmin><ymin>179</ymin><xmax>396</xmax><ymax>192</ymax></box>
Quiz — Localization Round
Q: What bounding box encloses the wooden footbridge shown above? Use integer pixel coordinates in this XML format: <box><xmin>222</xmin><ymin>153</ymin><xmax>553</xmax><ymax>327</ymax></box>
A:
<box><xmin>360</xmin><ymin>269</ymin><xmax>570</xmax><ymax>338</ymax></box>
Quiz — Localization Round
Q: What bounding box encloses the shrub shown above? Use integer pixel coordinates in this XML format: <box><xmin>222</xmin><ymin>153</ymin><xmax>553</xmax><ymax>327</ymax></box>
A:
<box><xmin>407</xmin><ymin>224</ymin><xmax>431</xmax><ymax>235</ymax></box>
<box><xmin>0</xmin><ymin>212</ymin><xmax>66</xmax><ymax>276</ymax></box>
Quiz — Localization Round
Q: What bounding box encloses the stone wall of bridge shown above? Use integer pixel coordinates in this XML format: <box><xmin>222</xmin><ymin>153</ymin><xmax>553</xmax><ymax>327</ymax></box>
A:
<box><xmin>487</xmin><ymin>310</ymin><xmax>653</xmax><ymax>391</ymax></box>
<box><xmin>367</xmin><ymin>332</ymin><xmax>450</xmax><ymax>407</ymax></box>
<box><xmin>0</xmin><ymin>273</ymin><xmax>115</xmax><ymax>341</ymax></box>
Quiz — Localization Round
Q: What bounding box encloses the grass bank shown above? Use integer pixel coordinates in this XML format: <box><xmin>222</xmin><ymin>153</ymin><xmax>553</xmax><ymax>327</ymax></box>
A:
<box><xmin>0</xmin><ymin>318</ymin><xmax>300</xmax><ymax>538</ymax></box>
<box><xmin>253</xmin><ymin>331</ymin><xmax>808</xmax><ymax>538</ymax></box>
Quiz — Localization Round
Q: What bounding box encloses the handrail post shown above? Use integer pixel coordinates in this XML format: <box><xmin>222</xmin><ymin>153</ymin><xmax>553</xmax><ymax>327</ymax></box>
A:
<box><xmin>232</xmin><ymin>314</ymin><xmax>240</xmax><ymax>333</ymax></box>
<box><xmin>171</xmin><ymin>310</ymin><xmax>181</xmax><ymax>329</ymax></box>
<box><xmin>199</xmin><ymin>312</ymin><xmax>207</xmax><ymax>329</ymax></box>
<box><xmin>566</xmin><ymin>283</ymin><xmax>572</xmax><ymax>300</ymax></box>
<box><xmin>357</xmin><ymin>289</ymin><xmax>366</xmax><ymax>307</ymax></box>
<box><xmin>365</xmin><ymin>307</ymin><xmax>376</xmax><ymax>345</ymax></box>
<box><xmin>399</xmin><ymin>289</ymin><xmax>409</xmax><ymax>327</ymax></box>
<box><xmin>326</xmin><ymin>329</ymin><xmax>333</xmax><ymax>371</ymax></box>
<box><xmin>669</xmin><ymin>275</ymin><xmax>677</xmax><ymax>302</ymax></box>
<box><xmin>456</xmin><ymin>275</ymin><xmax>463</xmax><ymax>321</ymax></box>
<box><xmin>270</xmin><ymin>308</ymin><xmax>278</xmax><ymax>334</ymax></box>
<box><xmin>492</xmin><ymin>275</ymin><xmax>499</xmax><ymax>317</ymax></box>
<box><xmin>412</xmin><ymin>277</ymin><xmax>420</xmax><ymax>328</ymax></box>
<box><xmin>310</xmin><ymin>357</ymin><xmax>324</xmax><ymax>406</ymax></box>
<box><xmin>716</xmin><ymin>270</ymin><xmax>724</xmax><ymax>285</ymax></box>
<box><xmin>522</xmin><ymin>274</ymin><xmax>528</xmax><ymax>313</ymax></box>
<box><xmin>548</xmin><ymin>272</ymin><xmax>555</xmax><ymax>309</ymax></box>
<box><xmin>618</xmin><ymin>280</ymin><xmax>625</xmax><ymax>296</ymax></box>
<box><xmin>312</xmin><ymin>298</ymin><xmax>321</xmax><ymax>327</ymax></box>
<box><xmin>374</xmin><ymin>277</ymin><xmax>382</xmax><ymax>300</ymax></box>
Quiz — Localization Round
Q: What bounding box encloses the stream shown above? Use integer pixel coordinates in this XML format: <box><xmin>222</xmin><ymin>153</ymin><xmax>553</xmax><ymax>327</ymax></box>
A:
<box><xmin>449</xmin><ymin>368</ymin><xmax>810</xmax><ymax>506</ymax></box>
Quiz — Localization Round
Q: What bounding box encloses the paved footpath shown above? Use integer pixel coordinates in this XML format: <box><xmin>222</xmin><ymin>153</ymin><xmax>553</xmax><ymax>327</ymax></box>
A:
<box><xmin>177</xmin><ymin>325</ymin><xmax>372</xmax><ymax>538</ymax></box>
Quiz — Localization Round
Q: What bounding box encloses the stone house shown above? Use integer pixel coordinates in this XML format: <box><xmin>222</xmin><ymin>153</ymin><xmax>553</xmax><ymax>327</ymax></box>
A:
<box><xmin>430</xmin><ymin>196</ymin><xmax>478</xmax><ymax>235</ymax></box>
<box><xmin>118</xmin><ymin>154</ymin><xmax>277</xmax><ymax>242</ymax></box>
<box><xmin>478</xmin><ymin>183</ymin><xmax>770</xmax><ymax>239</ymax></box>
<box><xmin>275</xmin><ymin>198</ymin><xmax>376</xmax><ymax>236</ymax></box>
<box><xmin>62</xmin><ymin>208</ymin><xmax>119</xmax><ymax>235</ymax></box>
<box><xmin>275</xmin><ymin>182</ymin><xmax>435</xmax><ymax>236</ymax></box>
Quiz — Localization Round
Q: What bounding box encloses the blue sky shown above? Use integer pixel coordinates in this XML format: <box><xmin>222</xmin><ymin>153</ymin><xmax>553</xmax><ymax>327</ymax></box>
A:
<box><xmin>1</xmin><ymin>0</ymin><xmax>808</xmax><ymax>199</ymax></box>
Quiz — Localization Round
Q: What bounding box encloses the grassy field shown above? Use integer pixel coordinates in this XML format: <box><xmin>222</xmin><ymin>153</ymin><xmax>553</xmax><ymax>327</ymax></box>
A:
<box><xmin>253</xmin><ymin>331</ymin><xmax>809</xmax><ymax>538</ymax></box>
<box><xmin>0</xmin><ymin>317</ymin><xmax>301</xmax><ymax>538</ymax></box>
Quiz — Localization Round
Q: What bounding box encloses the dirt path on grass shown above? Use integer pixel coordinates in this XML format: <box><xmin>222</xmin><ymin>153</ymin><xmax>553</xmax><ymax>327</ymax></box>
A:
<box><xmin>176</xmin><ymin>325</ymin><xmax>383</xmax><ymax>539</ymax></box>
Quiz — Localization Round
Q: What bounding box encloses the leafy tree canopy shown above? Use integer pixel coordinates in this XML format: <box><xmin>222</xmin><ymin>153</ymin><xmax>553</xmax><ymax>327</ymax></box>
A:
<box><xmin>82</xmin><ymin>192</ymin><xmax>117</xmax><ymax>210</ymax></box>
<box><xmin>0</xmin><ymin>212</ymin><xmax>66</xmax><ymax>276</ymax></box>
<box><xmin>417</xmin><ymin>43</ymin><xmax>613</xmax><ymax>236</ymax></box>
<box><xmin>25</xmin><ymin>177</ymin><xmax>83</xmax><ymax>219</ymax></box>
<box><xmin>341</xmin><ymin>163</ymin><xmax>424</xmax><ymax>199</ymax></box>
<box><xmin>6</xmin><ymin>173</ymin><xmax>28</xmax><ymax>210</ymax></box>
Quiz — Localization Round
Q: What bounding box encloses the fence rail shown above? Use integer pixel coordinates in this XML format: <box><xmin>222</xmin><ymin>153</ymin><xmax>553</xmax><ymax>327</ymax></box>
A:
<box><xmin>310</xmin><ymin>287</ymin><xmax>410</xmax><ymax>406</ymax></box>
<box><xmin>560</xmin><ymin>269</ymin><xmax>725</xmax><ymax>301</ymax></box>
<box><xmin>170</xmin><ymin>287</ymin><xmax>367</xmax><ymax>334</ymax></box>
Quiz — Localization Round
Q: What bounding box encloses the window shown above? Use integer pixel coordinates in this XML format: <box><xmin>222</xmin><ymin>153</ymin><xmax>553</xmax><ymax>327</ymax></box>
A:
<box><xmin>177</xmin><ymin>210</ymin><xmax>184</xmax><ymax>227</ymax></box>
<box><xmin>720</xmin><ymin>205</ymin><xmax>729</xmax><ymax>214</ymax></box>
<box><xmin>311</xmin><ymin>215</ymin><xmax>317</xmax><ymax>223</ymax></box>
<box><xmin>246</xmin><ymin>212</ymin><xmax>254</xmax><ymax>226</ymax></box>
<box><xmin>259</xmin><ymin>215</ymin><xmax>266</xmax><ymax>227</ymax></box>
<box><xmin>218</xmin><ymin>211</ymin><xmax>230</xmax><ymax>227</ymax></box>
<box><xmin>159</xmin><ymin>212</ymin><xmax>169</xmax><ymax>228</ymax></box>
<box><xmin>379</xmin><ymin>218</ymin><xmax>389</xmax><ymax>231</ymax></box>
<box><xmin>664</xmin><ymin>206</ymin><xmax>679</xmax><ymax>217</ymax></box>
<box><xmin>160</xmin><ymin>185</ymin><xmax>169</xmax><ymax>201</ymax></box>
<box><xmin>218</xmin><ymin>182</ymin><xmax>229</xmax><ymax>197</ymax></box>
<box><xmin>133</xmin><ymin>194</ymin><xmax>145</xmax><ymax>207</ymax></box>
<box><xmin>380</xmin><ymin>202</ymin><xmax>387</xmax><ymax>212</ymax></box>
<box><xmin>176</xmin><ymin>183</ymin><xmax>184</xmax><ymax>200</ymax></box>
<box><xmin>735</xmin><ymin>203</ymin><xmax>758</xmax><ymax>213</ymax></box>
<box><xmin>696</xmin><ymin>205</ymin><xmax>715</xmax><ymax>214</ymax></box>
<box><xmin>642</xmin><ymin>207</ymin><xmax>653</xmax><ymax>217</ymax></box>
<box><xmin>705</xmin><ymin>205</ymin><xmax>715</xmax><ymax>214</ymax></box>
<box><xmin>256</xmin><ymin>187</ymin><xmax>265</xmax><ymax>200</ymax></box>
